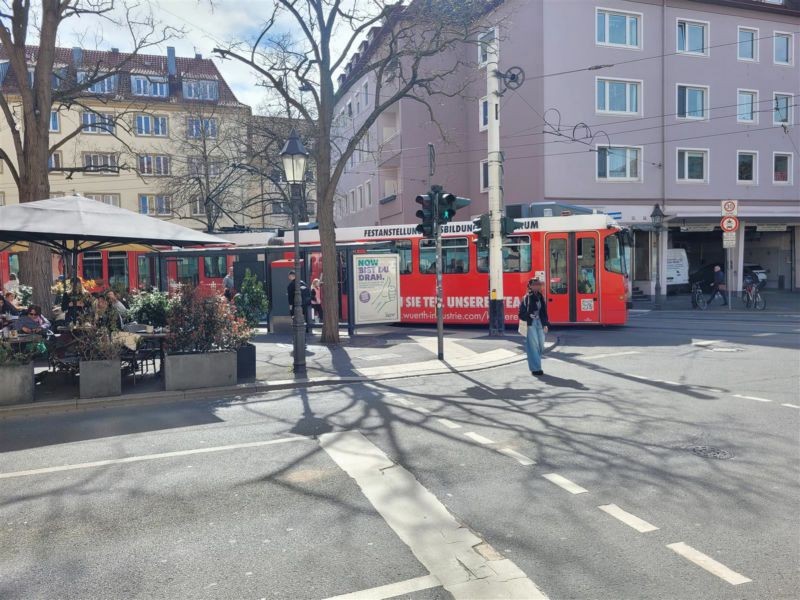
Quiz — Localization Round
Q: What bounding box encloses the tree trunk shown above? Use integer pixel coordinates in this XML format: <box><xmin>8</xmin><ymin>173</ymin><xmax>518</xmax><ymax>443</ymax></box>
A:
<box><xmin>317</xmin><ymin>132</ymin><xmax>340</xmax><ymax>344</ymax></box>
<box><xmin>17</xmin><ymin>177</ymin><xmax>54</xmax><ymax>317</ymax></box>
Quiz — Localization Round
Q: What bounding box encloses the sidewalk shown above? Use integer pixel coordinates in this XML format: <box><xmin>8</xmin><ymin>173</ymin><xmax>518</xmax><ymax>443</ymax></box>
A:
<box><xmin>1</xmin><ymin>326</ymin><xmax>554</xmax><ymax>417</ymax></box>
<box><xmin>632</xmin><ymin>290</ymin><xmax>800</xmax><ymax>314</ymax></box>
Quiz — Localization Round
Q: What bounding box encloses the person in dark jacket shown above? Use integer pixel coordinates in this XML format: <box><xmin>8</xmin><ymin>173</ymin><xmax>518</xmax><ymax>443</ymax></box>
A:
<box><xmin>518</xmin><ymin>278</ymin><xmax>550</xmax><ymax>376</ymax></box>
<box><xmin>287</xmin><ymin>271</ymin><xmax>311</xmax><ymax>328</ymax></box>
<box><xmin>708</xmin><ymin>265</ymin><xmax>728</xmax><ymax>305</ymax></box>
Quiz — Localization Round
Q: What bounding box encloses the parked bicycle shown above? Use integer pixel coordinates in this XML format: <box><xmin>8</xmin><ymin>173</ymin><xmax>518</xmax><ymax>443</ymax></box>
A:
<box><xmin>742</xmin><ymin>282</ymin><xmax>766</xmax><ymax>310</ymax></box>
<box><xmin>691</xmin><ymin>282</ymin><xmax>707</xmax><ymax>310</ymax></box>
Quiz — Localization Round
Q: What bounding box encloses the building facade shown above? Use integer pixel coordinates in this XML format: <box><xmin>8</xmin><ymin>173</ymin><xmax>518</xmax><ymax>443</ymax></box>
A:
<box><xmin>334</xmin><ymin>0</ymin><xmax>800</xmax><ymax>291</ymax></box>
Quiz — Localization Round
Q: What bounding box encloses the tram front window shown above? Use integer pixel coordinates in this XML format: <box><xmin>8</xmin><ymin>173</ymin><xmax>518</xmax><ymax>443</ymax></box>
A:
<box><xmin>604</xmin><ymin>233</ymin><xmax>626</xmax><ymax>274</ymax></box>
<box><xmin>396</xmin><ymin>240</ymin><xmax>412</xmax><ymax>274</ymax></box>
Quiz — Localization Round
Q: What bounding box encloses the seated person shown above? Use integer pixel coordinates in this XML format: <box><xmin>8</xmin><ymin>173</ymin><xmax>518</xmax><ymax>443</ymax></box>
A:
<box><xmin>61</xmin><ymin>285</ymin><xmax>89</xmax><ymax>324</ymax></box>
<box><xmin>93</xmin><ymin>295</ymin><xmax>124</xmax><ymax>331</ymax></box>
<box><xmin>13</xmin><ymin>305</ymin><xmax>51</xmax><ymax>335</ymax></box>
<box><xmin>2</xmin><ymin>292</ymin><xmax>21</xmax><ymax>316</ymax></box>
<box><xmin>106</xmin><ymin>291</ymin><xmax>129</xmax><ymax>321</ymax></box>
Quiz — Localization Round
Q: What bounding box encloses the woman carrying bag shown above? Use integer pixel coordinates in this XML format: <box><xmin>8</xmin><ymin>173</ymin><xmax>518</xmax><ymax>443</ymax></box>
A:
<box><xmin>518</xmin><ymin>278</ymin><xmax>550</xmax><ymax>376</ymax></box>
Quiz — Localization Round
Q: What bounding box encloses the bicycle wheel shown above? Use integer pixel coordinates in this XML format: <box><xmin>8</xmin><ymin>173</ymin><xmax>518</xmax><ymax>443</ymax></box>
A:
<box><xmin>741</xmin><ymin>290</ymin><xmax>749</xmax><ymax>307</ymax></box>
<box><xmin>754</xmin><ymin>293</ymin><xmax>766</xmax><ymax>311</ymax></box>
<box><xmin>695</xmin><ymin>291</ymin><xmax>707</xmax><ymax>310</ymax></box>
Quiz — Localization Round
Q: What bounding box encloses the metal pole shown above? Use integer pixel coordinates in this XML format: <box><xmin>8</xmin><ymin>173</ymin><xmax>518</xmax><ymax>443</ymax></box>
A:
<box><xmin>434</xmin><ymin>187</ymin><xmax>444</xmax><ymax>361</ymax></box>
<box><xmin>487</xmin><ymin>33</ymin><xmax>504</xmax><ymax>334</ymax></box>
<box><xmin>291</xmin><ymin>183</ymin><xmax>306</xmax><ymax>375</ymax></box>
<box><xmin>727</xmin><ymin>247</ymin><xmax>732</xmax><ymax>310</ymax></box>
<box><xmin>654</xmin><ymin>227</ymin><xmax>662</xmax><ymax>310</ymax></box>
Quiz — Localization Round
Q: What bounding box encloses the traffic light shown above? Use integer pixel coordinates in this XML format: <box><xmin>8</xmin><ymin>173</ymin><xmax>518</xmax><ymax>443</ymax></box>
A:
<box><xmin>440</xmin><ymin>192</ymin><xmax>471</xmax><ymax>223</ymax></box>
<box><xmin>501</xmin><ymin>216</ymin><xmax>519</xmax><ymax>237</ymax></box>
<box><xmin>472</xmin><ymin>213</ymin><xmax>490</xmax><ymax>246</ymax></box>
<box><xmin>415</xmin><ymin>193</ymin><xmax>435</xmax><ymax>238</ymax></box>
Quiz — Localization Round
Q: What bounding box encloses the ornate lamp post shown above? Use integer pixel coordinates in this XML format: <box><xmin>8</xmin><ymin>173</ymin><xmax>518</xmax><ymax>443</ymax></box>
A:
<box><xmin>650</xmin><ymin>203</ymin><xmax>666</xmax><ymax>310</ymax></box>
<box><xmin>281</xmin><ymin>129</ymin><xmax>309</xmax><ymax>375</ymax></box>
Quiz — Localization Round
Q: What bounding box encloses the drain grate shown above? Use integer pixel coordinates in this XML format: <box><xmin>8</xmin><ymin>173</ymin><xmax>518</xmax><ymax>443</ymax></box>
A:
<box><xmin>690</xmin><ymin>445</ymin><xmax>733</xmax><ymax>460</ymax></box>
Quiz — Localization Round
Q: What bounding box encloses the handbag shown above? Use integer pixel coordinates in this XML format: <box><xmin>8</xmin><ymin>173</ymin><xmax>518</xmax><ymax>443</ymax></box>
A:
<box><xmin>518</xmin><ymin>319</ymin><xmax>528</xmax><ymax>336</ymax></box>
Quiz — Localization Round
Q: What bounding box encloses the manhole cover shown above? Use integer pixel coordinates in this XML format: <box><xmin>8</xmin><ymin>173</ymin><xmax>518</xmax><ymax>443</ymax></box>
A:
<box><xmin>690</xmin><ymin>445</ymin><xmax>733</xmax><ymax>459</ymax></box>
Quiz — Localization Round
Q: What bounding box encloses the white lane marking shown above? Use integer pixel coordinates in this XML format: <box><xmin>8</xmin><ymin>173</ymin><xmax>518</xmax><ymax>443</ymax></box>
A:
<box><xmin>752</xmin><ymin>332</ymin><xmax>776</xmax><ymax>337</ymax></box>
<box><xmin>0</xmin><ymin>437</ymin><xmax>306</xmax><ymax>480</ymax></box>
<box><xmin>320</xmin><ymin>431</ymin><xmax>547</xmax><ymax>599</ymax></box>
<box><xmin>464</xmin><ymin>432</ymin><xmax>495</xmax><ymax>445</ymax></box>
<box><xmin>661</xmin><ymin>381</ymin><xmax>681</xmax><ymax>386</ymax></box>
<box><xmin>413</xmin><ymin>406</ymin><xmax>432</xmax><ymax>414</ymax></box>
<box><xmin>733</xmin><ymin>394</ymin><xmax>773</xmax><ymax>403</ymax></box>
<box><xmin>323</xmin><ymin>575</ymin><xmax>441</xmax><ymax>600</ymax></box>
<box><xmin>391</xmin><ymin>397</ymin><xmax>414</xmax><ymax>407</ymax></box>
<box><xmin>542</xmin><ymin>473</ymin><xmax>588</xmax><ymax>495</ymax></box>
<box><xmin>437</xmin><ymin>418</ymin><xmax>462</xmax><ymax>429</ymax></box>
<box><xmin>598</xmin><ymin>504</ymin><xmax>659</xmax><ymax>533</ymax></box>
<box><xmin>499</xmin><ymin>448</ymin><xmax>535</xmax><ymax>466</ymax></box>
<box><xmin>581</xmin><ymin>351</ymin><xmax>640</xmax><ymax>360</ymax></box>
<box><xmin>667</xmin><ymin>542</ymin><xmax>752</xmax><ymax>585</ymax></box>
<box><xmin>692</xmin><ymin>340</ymin><xmax>721</xmax><ymax>347</ymax></box>
<box><xmin>781</xmin><ymin>403</ymin><xmax>800</xmax><ymax>409</ymax></box>
<box><xmin>410</xmin><ymin>335</ymin><xmax>479</xmax><ymax>359</ymax></box>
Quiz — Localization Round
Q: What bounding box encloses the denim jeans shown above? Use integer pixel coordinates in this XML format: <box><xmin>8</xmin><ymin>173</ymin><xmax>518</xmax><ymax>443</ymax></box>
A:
<box><xmin>525</xmin><ymin>320</ymin><xmax>545</xmax><ymax>372</ymax></box>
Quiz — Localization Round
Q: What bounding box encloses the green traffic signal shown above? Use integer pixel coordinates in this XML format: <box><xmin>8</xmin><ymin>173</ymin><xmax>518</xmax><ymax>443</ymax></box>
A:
<box><xmin>440</xmin><ymin>192</ymin><xmax>471</xmax><ymax>223</ymax></box>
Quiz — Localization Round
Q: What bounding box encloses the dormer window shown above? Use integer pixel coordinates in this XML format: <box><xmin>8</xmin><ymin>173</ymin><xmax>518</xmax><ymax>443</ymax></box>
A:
<box><xmin>79</xmin><ymin>72</ymin><xmax>117</xmax><ymax>94</ymax></box>
<box><xmin>183</xmin><ymin>79</ymin><xmax>218</xmax><ymax>100</ymax></box>
<box><xmin>132</xmin><ymin>75</ymin><xmax>168</xmax><ymax>97</ymax></box>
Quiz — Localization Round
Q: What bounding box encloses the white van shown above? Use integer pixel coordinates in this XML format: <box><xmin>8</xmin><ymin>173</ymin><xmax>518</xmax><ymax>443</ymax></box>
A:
<box><xmin>666</xmin><ymin>248</ymin><xmax>689</xmax><ymax>287</ymax></box>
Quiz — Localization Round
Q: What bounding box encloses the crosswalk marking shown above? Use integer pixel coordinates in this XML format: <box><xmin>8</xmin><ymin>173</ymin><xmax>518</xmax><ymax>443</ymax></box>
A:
<box><xmin>542</xmin><ymin>473</ymin><xmax>588</xmax><ymax>495</ymax></box>
<box><xmin>733</xmin><ymin>394</ymin><xmax>773</xmax><ymax>403</ymax></box>
<box><xmin>581</xmin><ymin>351</ymin><xmax>640</xmax><ymax>360</ymax></box>
<box><xmin>781</xmin><ymin>403</ymin><xmax>800</xmax><ymax>409</ymax></box>
<box><xmin>598</xmin><ymin>504</ymin><xmax>659</xmax><ymax>533</ymax></box>
<box><xmin>437</xmin><ymin>418</ymin><xmax>462</xmax><ymax>429</ymax></box>
<box><xmin>322</xmin><ymin>575</ymin><xmax>441</xmax><ymax>600</ymax></box>
<box><xmin>499</xmin><ymin>448</ymin><xmax>535</xmax><ymax>466</ymax></box>
<box><xmin>667</xmin><ymin>542</ymin><xmax>751</xmax><ymax>585</ymax></box>
<box><xmin>464</xmin><ymin>432</ymin><xmax>495</xmax><ymax>445</ymax></box>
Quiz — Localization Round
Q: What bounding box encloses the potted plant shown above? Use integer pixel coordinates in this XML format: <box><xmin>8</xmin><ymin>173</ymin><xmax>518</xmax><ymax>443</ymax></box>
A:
<box><xmin>75</xmin><ymin>324</ymin><xmax>123</xmax><ymax>399</ymax></box>
<box><xmin>128</xmin><ymin>290</ymin><xmax>173</xmax><ymax>328</ymax></box>
<box><xmin>233</xmin><ymin>269</ymin><xmax>267</xmax><ymax>380</ymax></box>
<box><xmin>163</xmin><ymin>286</ymin><xmax>251</xmax><ymax>391</ymax></box>
<box><xmin>0</xmin><ymin>340</ymin><xmax>35</xmax><ymax>405</ymax></box>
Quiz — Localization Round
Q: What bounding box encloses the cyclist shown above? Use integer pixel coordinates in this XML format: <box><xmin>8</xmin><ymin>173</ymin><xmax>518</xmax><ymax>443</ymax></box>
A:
<box><xmin>707</xmin><ymin>265</ymin><xmax>727</xmax><ymax>306</ymax></box>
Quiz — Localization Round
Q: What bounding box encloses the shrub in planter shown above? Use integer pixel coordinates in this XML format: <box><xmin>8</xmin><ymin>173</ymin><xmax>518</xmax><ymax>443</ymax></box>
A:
<box><xmin>128</xmin><ymin>290</ymin><xmax>174</xmax><ymax>328</ymax></box>
<box><xmin>234</xmin><ymin>270</ymin><xmax>269</xmax><ymax>328</ymax></box>
<box><xmin>75</xmin><ymin>324</ymin><xmax>124</xmax><ymax>399</ymax></box>
<box><xmin>0</xmin><ymin>340</ymin><xmax>35</xmax><ymax>405</ymax></box>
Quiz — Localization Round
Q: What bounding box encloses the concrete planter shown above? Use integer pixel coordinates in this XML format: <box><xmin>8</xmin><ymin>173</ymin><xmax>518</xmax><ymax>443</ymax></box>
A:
<box><xmin>79</xmin><ymin>359</ymin><xmax>122</xmax><ymax>399</ymax></box>
<box><xmin>0</xmin><ymin>362</ymin><xmax>35</xmax><ymax>405</ymax></box>
<box><xmin>237</xmin><ymin>343</ymin><xmax>256</xmax><ymax>381</ymax></box>
<box><xmin>164</xmin><ymin>351</ymin><xmax>237</xmax><ymax>391</ymax></box>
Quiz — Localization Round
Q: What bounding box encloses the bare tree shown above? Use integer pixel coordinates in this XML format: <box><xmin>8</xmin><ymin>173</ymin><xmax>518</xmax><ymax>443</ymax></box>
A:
<box><xmin>214</xmin><ymin>0</ymin><xmax>497</xmax><ymax>343</ymax></box>
<box><xmin>0</xmin><ymin>0</ymin><xmax>179</xmax><ymax>311</ymax></box>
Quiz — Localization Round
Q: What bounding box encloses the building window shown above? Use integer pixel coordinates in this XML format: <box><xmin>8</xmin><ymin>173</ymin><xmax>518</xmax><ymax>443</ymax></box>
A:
<box><xmin>85</xmin><ymin>193</ymin><xmax>121</xmax><ymax>207</ymax></box>
<box><xmin>183</xmin><ymin>79</ymin><xmax>218</xmax><ymax>100</ymax></box>
<box><xmin>192</xmin><ymin>199</ymin><xmax>206</xmax><ymax>215</ymax></box>
<box><xmin>737</xmin><ymin>90</ymin><xmax>758</xmax><ymax>123</ymax></box>
<box><xmin>131</xmin><ymin>75</ymin><xmax>168</xmax><ymax>97</ymax></box>
<box><xmin>363</xmin><ymin>81</ymin><xmax>369</xmax><ymax>109</ymax></box>
<box><xmin>82</xmin><ymin>112</ymin><xmax>115</xmax><ymax>134</ymax></box>
<box><xmin>737</xmin><ymin>27</ymin><xmax>758</xmax><ymax>61</ymax></box>
<box><xmin>135</xmin><ymin>114</ymin><xmax>168</xmax><ymax>136</ymax></box>
<box><xmin>773</xmin><ymin>152</ymin><xmax>792</xmax><ymax>184</ymax></box>
<box><xmin>357</xmin><ymin>185</ymin><xmax>364</xmax><ymax>210</ymax></box>
<box><xmin>597</xmin><ymin>78</ymin><xmax>640</xmax><ymax>114</ymax></box>
<box><xmin>774</xmin><ymin>93</ymin><xmax>793</xmax><ymax>124</ymax></box>
<box><xmin>480</xmin><ymin>159</ymin><xmax>489</xmax><ymax>192</ymax></box>
<box><xmin>479</xmin><ymin>97</ymin><xmax>489</xmax><ymax>130</ymax></box>
<box><xmin>346</xmin><ymin>101</ymin><xmax>352</xmax><ymax>118</ymax></box>
<box><xmin>187</xmin><ymin>157</ymin><xmax>222</xmax><ymax>178</ymax></box>
<box><xmin>48</xmin><ymin>152</ymin><xmax>62</xmax><ymax>173</ymax></box>
<box><xmin>677</xmin><ymin>85</ymin><xmax>708</xmax><ymax>119</ymax></box>
<box><xmin>596</xmin><ymin>9</ymin><xmax>640</xmax><ymax>48</ymax></box>
<box><xmin>187</xmin><ymin>117</ymin><xmax>218</xmax><ymax>139</ymax></box>
<box><xmin>83</xmin><ymin>152</ymin><xmax>117</xmax><ymax>175</ymax></box>
<box><xmin>677</xmin><ymin>19</ymin><xmax>708</xmax><ymax>55</ymax></box>
<box><xmin>49</xmin><ymin>110</ymin><xmax>60</xmax><ymax>132</ymax></box>
<box><xmin>138</xmin><ymin>154</ymin><xmax>171</xmax><ymax>176</ymax></box>
<box><xmin>677</xmin><ymin>149</ymin><xmax>708</xmax><ymax>182</ymax></box>
<box><xmin>478</xmin><ymin>28</ymin><xmax>496</xmax><ymax>65</ymax></box>
<box><xmin>139</xmin><ymin>194</ymin><xmax>171</xmax><ymax>215</ymax></box>
<box><xmin>0</xmin><ymin>192</ymin><xmax>4</xmax><ymax>206</ymax></box>
<box><xmin>79</xmin><ymin>72</ymin><xmax>117</xmax><ymax>94</ymax></box>
<box><xmin>596</xmin><ymin>146</ymin><xmax>641</xmax><ymax>181</ymax></box>
<box><xmin>774</xmin><ymin>32</ymin><xmax>793</xmax><ymax>65</ymax></box>
<box><xmin>365</xmin><ymin>180</ymin><xmax>372</xmax><ymax>206</ymax></box>
<box><xmin>737</xmin><ymin>151</ymin><xmax>757</xmax><ymax>184</ymax></box>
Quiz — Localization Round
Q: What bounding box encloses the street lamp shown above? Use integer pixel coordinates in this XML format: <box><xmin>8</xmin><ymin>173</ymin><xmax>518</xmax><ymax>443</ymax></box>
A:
<box><xmin>650</xmin><ymin>203</ymin><xmax>666</xmax><ymax>310</ymax></box>
<box><xmin>280</xmin><ymin>129</ymin><xmax>309</xmax><ymax>375</ymax></box>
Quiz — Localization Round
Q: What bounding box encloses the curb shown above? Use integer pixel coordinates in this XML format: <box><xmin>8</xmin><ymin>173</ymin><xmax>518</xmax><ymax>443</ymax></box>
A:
<box><xmin>0</xmin><ymin>338</ymin><xmax>557</xmax><ymax>420</ymax></box>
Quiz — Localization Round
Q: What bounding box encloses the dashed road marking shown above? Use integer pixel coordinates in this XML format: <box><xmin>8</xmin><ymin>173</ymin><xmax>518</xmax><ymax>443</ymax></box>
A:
<box><xmin>391</xmin><ymin>397</ymin><xmax>414</xmax><ymax>407</ymax></box>
<box><xmin>692</xmin><ymin>340</ymin><xmax>721</xmax><ymax>347</ymax></box>
<box><xmin>598</xmin><ymin>504</ymin><xmax>659</xmax><ymax>533</ymax></box>
<box><xmin>733</xmin><ymin>394</ymin><xmax>773</xmax><ymax>403</ymax></box>
<box><xmin>499</xmin><ymin>448</ymin><xmax>535</xmax><ymax>466</ymax></box>
<box><xmin>464</xmin><ymin>432</ymin><xmax>495</xmax><ymax>445</ymax></box>
<box><xmin>781</xmin><ymin>403</ymin><xmax>800</xmax><ymax>409</ymax></box>
<box><xmin>667</xmin><ymin>542</ymin><xmax>752</xmax><ymax>585</ymax></box>
<box><xmin>752</xmin><ymin>332</ymin><xmax>776</xmax><ymax>337</ymax></box>
<box><xmin>542</xmin><ymin>473</ymin><xmax>588</xmax><ymax>495</ymax></box>
<box><xmin>413</xmin><ymin>406</ymin><xmax>432</xmax><ymax>413</ymax></box>
<box><xmin>323</xmin><ymin>575</ymin><xmax>441</xmax><ymax>600</ymax></box>
<box><xmin>437</xmin><ymin>418</ymin><xmax>462</xmax><ymax>429</ymax></box>
<box><xmin>581</xmin><ymin>351</ymin><xmax>640</xmax><ymax>360</ymax></box>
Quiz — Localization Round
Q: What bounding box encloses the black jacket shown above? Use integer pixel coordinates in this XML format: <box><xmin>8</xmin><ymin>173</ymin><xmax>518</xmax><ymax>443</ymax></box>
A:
<box><xmin>518</xmin><ymin>291</ymin><xmax>549</xmax><ymax>327</ymax></box>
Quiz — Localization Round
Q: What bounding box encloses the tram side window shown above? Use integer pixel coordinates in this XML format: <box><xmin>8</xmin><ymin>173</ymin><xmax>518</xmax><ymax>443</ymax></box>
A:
<box><xmin>604</xmin><ymin>233</ymin><xmax>625</xmax><ymax>274</ymax></box>
<box><xmin>108</xmin><ymin>251</ymin><xmax>128</xmax><ymax>289</ymax></box>
<box><xmin>177</xmin><ymin>257</ymin><xmax>199</xmax><ymax>286</ymax></box>
<box><xmin>82</xmin><ymin>251</ymin><xmax>103</xmax><ymax>282</ymax></box>
<box><xmin>549</xmin><ymin>239</ymin><xmax>568</xmax><ymax>295</ymax></box>
<box><xmin>419</xmin><ymin>238</ymin><xmax>470</xmax><ymax>274</ymax></box>
<box><xmin>477</xmin><ymin>236</ymin><xmax>532</xmax><ymax>273</ymax></box>
<box><xmin>203</xmin><ymin>256</ymin><xmax>227</xmax><ymax>278</ymax></box>
<box><xmin>396</xmin><ymin>240</ymin><xmax>412</xmax><ymax>274</ymax></box>
<box><xmin>576</xmin><ymin>238</ymin><xmax>596</xmax><ymax>294</ymax></box>
<box><xmin>9</xmin><ymin>254</ymin><xmax>19</xmax><ymax>276</ymax></box>
<box><xmin>137</xmin><ymin>256</ymin><xmax>151</xmax><ymax>290</ymax></box>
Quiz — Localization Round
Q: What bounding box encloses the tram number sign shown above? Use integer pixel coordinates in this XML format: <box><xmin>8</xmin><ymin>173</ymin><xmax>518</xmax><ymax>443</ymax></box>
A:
<box><xmin>720</xmin><ymin>216</ymin><xmax>739</xmax><ymax>233</ymax></box>
<box><xmin>721</xmin><ymin>200</ymin><xmax>738</xmax><ymax>216</ymax></box>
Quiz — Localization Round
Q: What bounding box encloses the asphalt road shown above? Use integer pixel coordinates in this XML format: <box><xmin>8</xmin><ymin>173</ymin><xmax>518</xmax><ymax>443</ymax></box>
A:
<box><xmin>1</xmin><ymin>309</ymin><xmax>798</xmax><ymax>599</ymax></box>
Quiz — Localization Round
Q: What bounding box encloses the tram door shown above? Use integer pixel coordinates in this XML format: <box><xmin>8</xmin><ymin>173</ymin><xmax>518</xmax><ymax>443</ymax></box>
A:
<box><xmin>545</xmin><ymin>232</ymin><xmax>601</xmax><ymax>324</ymax></box>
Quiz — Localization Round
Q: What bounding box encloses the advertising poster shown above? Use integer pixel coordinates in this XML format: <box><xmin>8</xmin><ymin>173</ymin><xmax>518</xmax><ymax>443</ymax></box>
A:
<box><xmin>353</xmin><ymin>254</ymin><xmax>400</xmax><ymax>324</ymax></box>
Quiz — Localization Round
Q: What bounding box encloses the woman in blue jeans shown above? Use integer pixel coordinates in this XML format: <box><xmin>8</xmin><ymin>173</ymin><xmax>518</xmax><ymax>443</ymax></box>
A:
<box><xmin>518</xmin><ymin>278</ymin><xmax>550</xmax><ymax>376</ymax></box>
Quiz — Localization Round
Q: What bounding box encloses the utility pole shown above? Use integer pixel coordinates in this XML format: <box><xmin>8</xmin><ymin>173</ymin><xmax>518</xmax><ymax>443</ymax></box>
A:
<box><xmin>428</xmin><ymin>145</ymin><xmax>445</xmax><ymax>360</ymax></box>
<box><xmin>486</xmin><ymin>33</ymin><xmax>504</xmax><ymax>335</ymax></box>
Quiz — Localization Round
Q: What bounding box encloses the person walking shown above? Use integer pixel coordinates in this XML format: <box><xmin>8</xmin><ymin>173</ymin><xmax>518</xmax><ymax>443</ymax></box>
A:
<box><xmin>707</xmin><ymin>265</ymin><xmax>728</xmax><ymax>306</ymax></box>
<box><xmin>518</xmin><ymin>278</ymin><xmax>550</xmax><ymax>376</ymax></box>
<box><xmin>287</xmin><ymin>271</ymin><xmax>311</xmax><ymax>328</ymax></box>
<box><xmin>223</xmin><ymin>267</ymin><xmax>235</xmax><ymax>301</ymax></box>
<box><xmin>310</xmin><ymin>278</ymin><xmax>323</xmax><ymax>324</ymax></box>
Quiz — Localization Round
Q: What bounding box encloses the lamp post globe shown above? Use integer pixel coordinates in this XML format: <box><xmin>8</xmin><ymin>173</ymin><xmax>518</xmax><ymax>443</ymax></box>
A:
<box><xmin>280</xmin><ymin>129</ymin><xmax>308</xmax><ymax>184</ymax></box>
<box><xmin>650</xmin><ymin>204</ymin><xmax>666</xmax><ymax>309</ymax></box>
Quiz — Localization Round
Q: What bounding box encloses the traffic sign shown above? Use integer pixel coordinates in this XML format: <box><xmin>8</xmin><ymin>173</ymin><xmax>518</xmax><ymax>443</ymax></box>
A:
<box><xmin>723</xmin><ymin>231</ymin><xmax>736</xmax><ymax>248</ymax></box>
<box><xmin>720</xmin><ymin>216</ymin><xmax>739</xmax><ymax>232</ymax></box>
<box><xmin>721</xmin><ymin>200</ymin><xmax>738</xmax><ymax>216</ymax></box>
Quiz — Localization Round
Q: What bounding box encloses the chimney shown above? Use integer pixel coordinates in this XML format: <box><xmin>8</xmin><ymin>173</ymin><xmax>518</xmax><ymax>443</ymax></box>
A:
<box><xmin>195</xmin><ymin>52</ymin><xmax>202</xmax><ymax>60</ymax></box>
<box><xmin>71</xmin><ymin>47</ymin><xmax>83</xmax><ymax>68</ymax></box>
<box><xmin>166</xmin><ymin>46</ymin><xmax>177</xmax><ymax>76</ymax></box>
<box><xmin>110</xmin><ymin>48</ymin><xmax>119</xmax><ymax>53</ymax></box>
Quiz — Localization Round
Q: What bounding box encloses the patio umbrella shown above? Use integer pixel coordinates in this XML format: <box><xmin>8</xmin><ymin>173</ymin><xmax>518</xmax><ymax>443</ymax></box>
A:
<box><xmin>0</xmin><ymin>195</ymin><xmax>230</xmax><ymax>294</ymax></box>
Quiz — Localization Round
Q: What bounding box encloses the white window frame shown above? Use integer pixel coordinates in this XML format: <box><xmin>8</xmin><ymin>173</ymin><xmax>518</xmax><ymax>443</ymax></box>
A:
<box><xmin>135</xmin><ymin>114</ymin><xmax>169</xmax><ymax>137</ymax></box>
<box><xmin>773</xmin><ymin>31</ymin><xmax>794</xmax><ymax>66</ymax></box>
<box><xmin>773</xmin><ymin>92</ymin><xmax>794</xmax><ymax>125</ymax></box>
<box><xmin>737</xmin><ymin>150</ymin><xmax>758</xmax><ymax>185</ymax></box>
<box><xmin>596</xmin><ymin>77</ymin><xmax>642</xmax><ymax>116</ymax></box>
<box><xmin>183</xmin><ymin>79</ymin><xmax>218</xmax><ymax>100</ymax></box>
<box><xmin>187</xmin><ymin>117</ymin><xmax>218</xmax><ymax>139</ymax></box>
<box><xmin>480</xmin><ymin>159</ymin><xmax>489</xmax><ymax>192</ymax></box>
<box><xmin>357</xmin><ymin>185</ymin><xmax>364</xmax><ymax>210</ymax></box>
<box><xmin>82</xmin><ymin>111</ymin><xmax>115</xmax><ymax>134</ymax></box>
<box><xmin>479</xmin><ymin>96</ymin><xmax>489</xmax><ymax>131</ymax></box>
<box><xmin>365</xmin><ymin>180</ymin><xmax>372</xmax><ymax>206</ymax></box>
<box><xmin>131</xmin><ymin>75</ymin><xmax>168</xmax><ymax>97</ymax></box>
<box><xmin>139</xmin><ymin>154</ymin><xmax>171</xmax><ymax>176</ymax></box>
<box><xmin>83</xmin><ymin>152</ymin><xmax>118</xmax><ymax>176</ymax></box>
<box><xmin>676</xmin><ymin>83</ymin><xmax>709</xmax><ymax>120</ymax></box>
<box><xmin>736</xmin><ymin>89</ymin><xmax>758</xmax><ymax>124</ymax></box>
<box><xmin>676</xmin><ymin>147</ymin><xmax>709</xmax><ymax>183</ymax></box>
<box><xmin>191</xmin><ymin>198</ymin><xmax>206</xmax><ymax>216</ymax></box>
<box><xmin>737</xmin><ymin>26</ymin><xmax>759</xmax><ymax>62</ymax></box>
<box><xmin>676</xmin><ymin>18</ymin><xmax>710</xmax><ymax>56</ymax></box>
<box><xmin>478</xmin><ymin>28</ymin><xmax>497</xmax><ymax>66</ymax></box>
<box><xmin>0</xmin><ymin>192</ymin><xmax>5</xmax><ymax>206</ymax></box>
<box><xmin>80</xmin><ymin>72</ymin><xmax>117</xmax><ymax>94</ymax></box>
<box><xmin>139</xmin><ymin>194</ymin><xmax>171</xmax><ymax>216</ymax></box>
<box><xmin>772</xmin><ymin>151</ymin><xmax>793</xmax><ymax>185</ymax></box>
<box><xmin>595</xmin><ymin>7</ymin><xmax>642</xmax><ymax>50</ymax></box>
<box><xmin>48</xmin><ymin>151</ymin><xmax>62</xmax><ymax>174</ymax></box>
<box><xmin>85</xmin><ymin>193</ymin><xmax>121</xmax><ymax>207</ymax></box>
<box><xmin>595</xmin><ymin>145</ymin><xmax>643</xmax><ymax>182</ymax></box>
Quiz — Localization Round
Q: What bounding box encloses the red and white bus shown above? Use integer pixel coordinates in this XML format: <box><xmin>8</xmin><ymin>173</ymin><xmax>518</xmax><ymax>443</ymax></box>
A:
<box><xmin>288</xmin><ymin>213</ymin><xmax>630</xmax><ymax>326</ymax></box>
